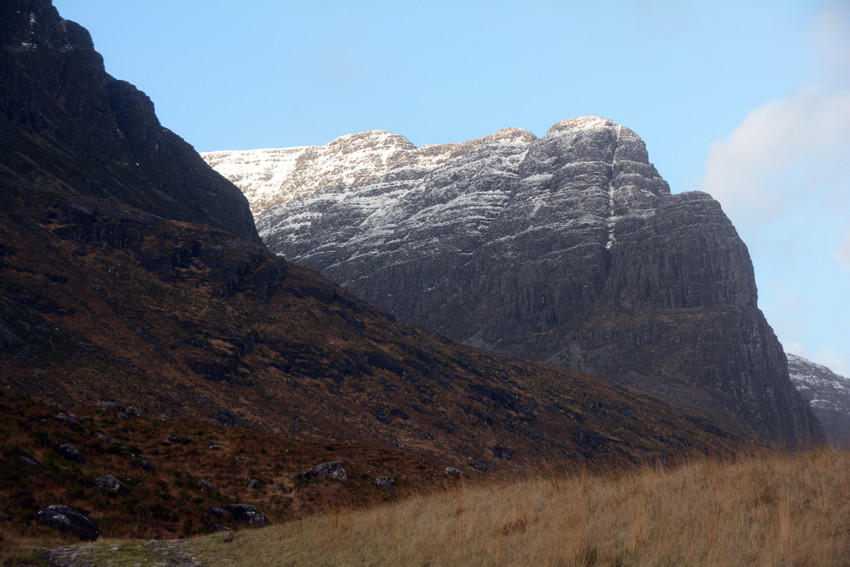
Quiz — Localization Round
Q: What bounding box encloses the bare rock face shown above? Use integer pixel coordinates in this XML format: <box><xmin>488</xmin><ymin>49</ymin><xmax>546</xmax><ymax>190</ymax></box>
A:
<box><xmin>0</xmin><ymin>0</ymin><xmax>259</xmax><ymax>243</ymax></box>
<box><xmin>788</xmin><ymin>354</ymin><xmax>850</xmax><ymax>448</ymax></box>
<box><xmin>205</xmin><ymin>116</ymin><xmax>822</xmax><ymax>447</ymax></box>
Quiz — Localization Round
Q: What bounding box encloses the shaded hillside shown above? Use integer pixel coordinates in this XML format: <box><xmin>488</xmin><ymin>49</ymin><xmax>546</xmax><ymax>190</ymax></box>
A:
<box><xmin>0</xmin><ymin>184</ymin><xmax>743</xmax><ymax>473</ymax></box>
<box><xmin>0</xmin><ymin>388</ymin><xmax>441</xmax><ymax>541</ymax></box>
<box><xmin>0</xmin><ymin>0</ymin><xmax>259</xmax><ymax>243</ymax></box>
<box><xmin>205</xmin><ymin>118</ymin><xmax>822</xmax><ymax>448</ymax></box>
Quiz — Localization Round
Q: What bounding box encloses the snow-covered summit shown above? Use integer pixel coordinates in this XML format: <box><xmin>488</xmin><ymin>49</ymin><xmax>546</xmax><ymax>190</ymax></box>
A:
<box><xmin>548</xmin><ymin>115</ymin><xmax>617</xmax><ymax>133</ymax></box>
<box><xmin>202</xmin><ymin>117</ymin><xmax>660</xmax><ymax>219</ymax></box>
<box><xmin>203</xmin><ymin>126</ymin><xmax>537</xmax><ymax>217</ymax></box>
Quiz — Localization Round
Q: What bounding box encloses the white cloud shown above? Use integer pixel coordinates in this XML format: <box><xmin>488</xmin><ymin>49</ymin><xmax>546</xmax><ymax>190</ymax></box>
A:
<box><xmin>703</xmin><ymin>1</ymin><xmax>850</xmax><ymax>228</ymax></box>
<box><xmin>702</xmin><ymin>87</ymin><xmax>850</xmax><ymax>228</ymax></box>
<box><xmin>701</xmin><ymin>2</ymin><xmax>850</xmax><ymax>384</ymax></box>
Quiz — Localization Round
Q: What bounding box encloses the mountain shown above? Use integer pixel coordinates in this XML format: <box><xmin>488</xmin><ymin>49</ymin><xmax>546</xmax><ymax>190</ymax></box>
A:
<box><xmin>204</xmin><ymin>117</ymin><xmax>822</xmax><ymax>448</ymax></box>
<box><xmin>0</xmin><ymin>0</ymin><xmax>259</xmax><ymax>243</ymax></box>
<box><xmin>0</xmin><ymin>1</ymin><xmax>751</xmax><ymax>540</ymax></box>
<box><xmin>787</xmin><ymin>354</ymin><xmax>850</xmax><ymax>448</ymax></box>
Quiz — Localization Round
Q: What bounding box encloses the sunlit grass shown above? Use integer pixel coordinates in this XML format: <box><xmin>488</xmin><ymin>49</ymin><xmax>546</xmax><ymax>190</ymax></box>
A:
<box><xmin>185</xmin><ymin>447</ymin><xmax>850</xmax><ymax>567</ymax></box>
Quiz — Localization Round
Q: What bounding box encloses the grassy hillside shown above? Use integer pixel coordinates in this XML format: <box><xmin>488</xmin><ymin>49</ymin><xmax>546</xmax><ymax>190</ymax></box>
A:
<box><xmin>19</xmin><ymin>448</ymin><xmax>850</xmax><ymax>566</ymax></box>
<box><xmin>197</xmin><ymin>448</ymin><xmax>848</xmax><ymax>566</ymax></box>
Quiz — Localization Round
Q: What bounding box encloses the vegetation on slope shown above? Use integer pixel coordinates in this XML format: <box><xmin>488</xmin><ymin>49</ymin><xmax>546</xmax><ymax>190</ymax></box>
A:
<box><xmin>21</xmin><ymin>448</ymin><xmax>850</xmax><ymax>566</ymax></box>
<box><xmin>0</xmin><ymin>185</ymin><xmax>746</xmax><ymax>473</ymax></box>
<box><xmin>187</xmin><ymin>448</ymin><xmax>849</xmax><ymax>566</ymax></box>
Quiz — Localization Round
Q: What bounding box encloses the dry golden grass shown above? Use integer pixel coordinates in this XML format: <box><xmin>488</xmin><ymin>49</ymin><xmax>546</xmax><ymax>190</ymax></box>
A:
<box><xmin>187</xmin><ymin>448</ymin><xmax>850</xmax><ymax>567</ymax></box>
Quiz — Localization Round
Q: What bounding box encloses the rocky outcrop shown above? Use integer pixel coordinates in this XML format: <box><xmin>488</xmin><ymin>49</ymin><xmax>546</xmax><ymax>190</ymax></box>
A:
<box><xmin>302</xmin><ymin>461</ymin><xmax>347</xmax><ymax>481</ymax></box>
<box><xmin>36</xmin><ymin>505</ymin><xmax>98</xmax><ymax>540</ymax></box>
<box><xmin>92</xmin><ymin>474</ymin><xmax>129</xmax><ymax>494</ymax></box>
<box><xmin>206</xmin><ymin>117</ymin><xmax>822</xmax><ymax>447</ymax></box>
<box><xmin>54</xmin><ymin>443</ymin><xmax>86</xmax><ymax>463</ymax></box>
<box><xmin>0</xmin><ymin>0</ymin><xmax>259</xmax><ymax>243</ymax></box>
<box><xmin>209</xmin><ymin>504</ymin><xmax>270</xmax><ymax>527</ymax></box>
<box><xmin>788</xmin><ymin>354</ymin><xmax>850</xmax><ymax>448</ymax></box>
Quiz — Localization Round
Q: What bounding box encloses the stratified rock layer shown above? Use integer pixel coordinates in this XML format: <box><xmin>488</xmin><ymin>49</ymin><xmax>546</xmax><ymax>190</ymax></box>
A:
<box><xmin>205</xmin><ymin>117</ymin><xmax>822</xmax><ymax>447</ymax></box>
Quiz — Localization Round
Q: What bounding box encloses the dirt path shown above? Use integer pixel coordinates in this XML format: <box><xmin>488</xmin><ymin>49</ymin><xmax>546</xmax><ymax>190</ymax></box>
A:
<box><xmin>43</xmin><ymin>539</ymin><xmax>206</xmax><ymax>567</ymax></box>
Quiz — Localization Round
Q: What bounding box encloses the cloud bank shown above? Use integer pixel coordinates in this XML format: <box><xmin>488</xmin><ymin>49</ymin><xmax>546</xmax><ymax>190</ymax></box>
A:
<box><xmin>703</xmin><ymin>86</ymin><xmax>850</xmax><ymax>227</ymax></box>
<box><xmin>702</xmin><ymin>1</ymin><xmax>850</xmax><ymax>376</ymax></box>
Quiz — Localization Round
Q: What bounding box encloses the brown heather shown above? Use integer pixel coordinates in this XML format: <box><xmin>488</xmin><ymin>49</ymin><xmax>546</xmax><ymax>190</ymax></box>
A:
<box><xmin>184</xmin><ymin>448</ymin><xmax>850</xmax><ymax>567</ymax></box>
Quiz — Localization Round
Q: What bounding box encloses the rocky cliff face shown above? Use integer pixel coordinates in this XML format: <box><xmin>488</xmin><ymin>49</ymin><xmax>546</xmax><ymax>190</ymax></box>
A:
<box><xmin>788</xmin><ymin>354</ymin><xmax>850</xmax><ymax>448</ymax></box>
<box><xmin>0</xmin><ymin>0</ymin><xmax>259</xmax><ymax>243</ymax></box>
<box><xmin>0</xmin><ymin>0</ymin><xmax>751</xmax><ymax>484</ymax></box>
<box><xmin>205</xmin><ymin>116</ymin><xmax>822</xmax><ymax>447</ymax></box>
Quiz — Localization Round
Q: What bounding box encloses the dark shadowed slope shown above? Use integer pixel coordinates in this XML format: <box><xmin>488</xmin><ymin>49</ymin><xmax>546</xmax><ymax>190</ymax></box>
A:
<box><xmin>1</xmin><ymin>0</ymin><xmax>259</xmax><ymax>243</ymax></box>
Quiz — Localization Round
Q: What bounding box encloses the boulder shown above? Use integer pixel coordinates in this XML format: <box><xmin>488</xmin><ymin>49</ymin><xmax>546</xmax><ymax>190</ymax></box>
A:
<box><xmin>36</xmin><ymin>505</ymin><xmax>98</xmax><ymax>540</ymax></box>
<box><xmin>209</xmin><ymin>504</ymin><xmax>269</xmax><ymax>526</ymax></box>
<box><xmin>92</xmin><ymin>474</ymin><xmax>128</xmax><ymax>494</ymax></box>
<box><xmin>14</xmin><ymin>449</ymin><xmax>40</xmax><ymax>467</ymax></box>
<box><xmin>302</xmin><ymin>461</ymin><xmax>347</xmax><ymax>481</ymax></box>
<box><xmin>374</xmin><ymin>476</ymin><xmax>395</xmax><ymax>494</ymax></box>
<box><xmin>54</xmin><ymin>443</ymin><xmax>86</xmax><ymax>463</ymax></box>
<box><xmin>443</xmin><ymin>467</ymin><xmax>462</xmax><ymax>478</ymax></box>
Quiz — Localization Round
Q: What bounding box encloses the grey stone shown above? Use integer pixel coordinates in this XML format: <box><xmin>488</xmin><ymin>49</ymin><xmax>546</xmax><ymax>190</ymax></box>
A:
<box><xmin>92</xmin><ymin>474</ymin><xmax>129</xmax><ymax>494</ymax></box>
<box><xmin>209</xmin><ymin>504</ymin><xmax>269</xmax><ymax>526</ymax></box>
<box><xmin>36</xmin><ymin>505</ymin><xmax>98</xmax><ymax>540</ymax></box>
<box><xmin>302</xmin><ymin>461</ymin><xmax>347</xmax><ymax>481</ymax></box>
<box><xmin>55</xmin><ymin>443</ymin><xmax>86</xmax><ymax>463</ymax></box>
<box><xmin>19</xmin><ymin>455</ymin><xmax>40</xmax><ymax>467</ymax></box>
<box><xmin>374</xmin><ymin>476</ymin><xmax>395</xmax><ymax>493</ymax></box>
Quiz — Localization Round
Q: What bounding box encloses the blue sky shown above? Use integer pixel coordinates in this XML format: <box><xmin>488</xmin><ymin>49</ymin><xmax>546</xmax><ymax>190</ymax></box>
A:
<box><xmin>53</xmin><ymin>0</ymin><xmax>850</xmax><ymax>376</ymax></box>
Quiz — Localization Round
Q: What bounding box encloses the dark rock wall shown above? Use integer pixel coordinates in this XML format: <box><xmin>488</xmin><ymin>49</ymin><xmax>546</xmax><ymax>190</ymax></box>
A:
<box><xmin>0</xmin><ymin>0</ymin><xmax>260</xmax><ymax>243</ymax></box>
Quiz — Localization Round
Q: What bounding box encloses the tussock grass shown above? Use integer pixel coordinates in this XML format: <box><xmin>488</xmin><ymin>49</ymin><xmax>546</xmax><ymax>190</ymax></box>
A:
<box><xmin>189</xmin><ymin>448</ymin><xmax>850</xmax><ymax>567</ymax></box>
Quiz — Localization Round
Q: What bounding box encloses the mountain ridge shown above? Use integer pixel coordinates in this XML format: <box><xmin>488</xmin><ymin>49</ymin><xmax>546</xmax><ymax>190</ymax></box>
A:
<box><xmin>204</xmin><ymin>118</ymin><xmax>822</xmax><ymax>448</ymax></box>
